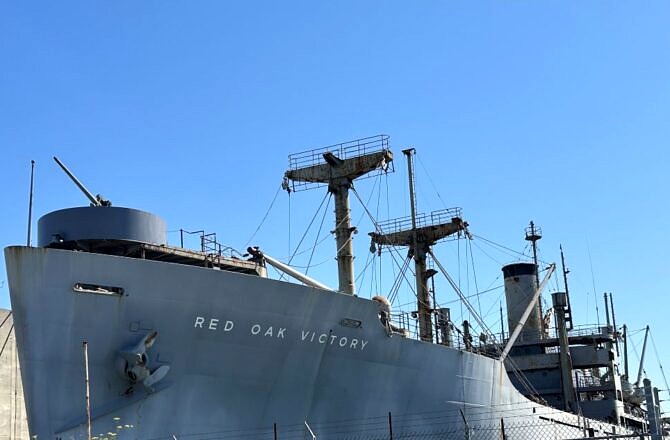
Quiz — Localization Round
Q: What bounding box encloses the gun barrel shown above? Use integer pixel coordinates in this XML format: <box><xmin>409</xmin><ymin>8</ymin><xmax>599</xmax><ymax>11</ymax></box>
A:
<box><xmin>53</xmin><ymin>156</ymin><xmax>101</xmax><ymax>206</ymax></box>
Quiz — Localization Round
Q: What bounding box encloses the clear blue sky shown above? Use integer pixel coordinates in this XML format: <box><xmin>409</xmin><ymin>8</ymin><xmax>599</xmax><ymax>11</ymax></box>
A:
<box><xmin>2</xmin><ymin>2</ymin><xmax>669</xmax><ymax>388</ymax></box>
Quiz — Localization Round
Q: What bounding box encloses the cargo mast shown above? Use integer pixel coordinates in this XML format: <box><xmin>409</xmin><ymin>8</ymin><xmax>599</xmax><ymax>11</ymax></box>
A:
<box><xmin>525</xmin><ymin>221</ymin><xmax>543</xmax><ymax>326</ymax></box>
<box><xmin>525</xmin><ymin>221</ymin><xmax>542</xmax><ymax>287</ymax></box>
<box><xmin>284</xmin><ymin>135</ymin><xmax>393</xmax><ymax>295</ymax></box>
<box><xmin>370</xmin><ymin>148</ymin><xmax>467</xmax><ymax>342</ymax></box>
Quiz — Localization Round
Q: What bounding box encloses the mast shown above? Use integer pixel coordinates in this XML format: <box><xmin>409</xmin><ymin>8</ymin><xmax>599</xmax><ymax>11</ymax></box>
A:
<box><xmin>636</xmin><ymin>325</ymin><xmax>650</xmax><ymax>387</ymax></box>
<box><xmin>559</xmin><ymin>245</ymin><xmax>574</xmax><ymax>330</ymax></box>
<box><xmin>404</xmin><ymin>148</ymin><xmax>431</xmax><ymax>342</ymax></box>
<box><xmin>284</xmin><ymin>135</ymin><xmax>393</xmax><ymax>295</ymax></box>
<box><xmin>525</xmin><ymin>222</ymin><xmax>544</xmax><ymax>332</ymax></box>
<box><xmin>623</xmin><ymin>324</ymin><xmax>629</xmax><ymax>380</ymax></box>
<box><xmin>499</xmin><ymin>302</ymin><xmax>505</xmax><ymax>340</ymax></box>
<box><xmin>609</xmin><ymin>293</ymin><xmax>620</xmax><ymax>358</ymax></box>
<box><xmin>552</xmin><ymin>291</ymin><xmax>577</xmax><ymax>411</ymax></box>
<box><xmin>405</xmin><ymin>148</ymin><xmax>418</xmax><ymax>230</ymax></box>
<box><xmin>644</xmin><ymin>378</ymin><xmax>662</xmax><ymax>440</ymax></box>
<box><xmin>27</xmin><ymin>160</ymin><xmax>35</xmax><ymax>246</ymax></box>
<box><xmin>332</xmin><ymin>175</ymin><xmax>355</xmax><ymax>294</ymax></box>
<box><xmin>370</xmin><ymin>148</ymin><xmax>467</xmax><ymax>343</ymax></box>
<box><xmin>402</xmin><ymin>148</ymin><xmax>433</xmax><ymax>342</ymax></box>
<box><xmin>525</xmin><ymin>221</ymin><xmax>542</xmax><ymax>288</ymax></box>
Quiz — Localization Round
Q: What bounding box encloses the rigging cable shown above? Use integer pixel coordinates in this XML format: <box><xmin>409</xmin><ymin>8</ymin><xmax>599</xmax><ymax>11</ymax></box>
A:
<box><xmin>416</xmin><ymin>153</ymin><xmax>450</xmax><ymax>210</ymax></box>
<box><xmin>472</xmin><ymin>234</ymin><xmax>538</xmax><ymax>263</ymax></box>
<box><xmin>471</xmin><ymin>239</ymin><xmax>503</xmax><ymax>265</ymax></box>
<box><xmin>244</xmin><ymin>184</ymin><xmax>282</xmax><ymax>248</ymax></box>
<box><xmin>0</xmin><ymin>310</ymin><xmax>11</xmax><ymax>330</ymax></box>
<box><xmin>289</xmin><ymin>230</ymin><xmax>354</xmax><ymax>270</ymax></box>
<box><xmin>630</xmin><ymin>333</ymin><xmax>641</xmax><ymax>371</ymax></box>
<box><xmin>482</xmin><ymin>289</ymin><xmax>506</xmax><ymax>322</ymax></box>
<box><xmin>428</xmin><ymin>250</ymin><xmax>495</xmax><ymax>343</ymax></box>
<box><xmin>0</xmin><ymin>323</ymin><xmax>14</xmax><ymax>359</ymax></box>
<box><xmin>440</xmin><ymin>284</ymin><xmax>504</xmax><ymax>306</ymax></box>
<box><xmin>350</xmin><ymin>187</ymin><xmax>418</xmax><ymax>304</ymax></box>
<box><xmin>648</xmin><ymin>329</ymin><xmax>670</xmax><ymax>403</ymax></box>
<box><xmin>388</xmin><ymin>256</ymin><xmax>412</xmax><ymax>305</ymax></box>
<box><xmin>428</xmin><ymin>249</ymin><xmax>547</xmax><ymax>399</ymax></box>
<box><xmin>352</xmin><ymin>176</ymin><xmax>543</xmax><ymax>399</ymax></box>
<box><xmin>355</xmin><ymin>255</ymin><xmax>373</xmax><ymax>288</ymax></box>
<box><xmin>349</xmin><ymin>175</ymin><xmax>383</xmax><ymax>293</ymax></box>
<box><xmin>287</xmin><ymin>193</ymin><xmax>330</xmax><ymax>264</ymax></box>
<box><xmin>467</xmin><ymin>238</ymin><xmax>483</xmax><ymax>322</ymax></box>
<box><xmin>304</xmin><ymin>194</ymin><xmax>332</xmax><ymax>275</ymax></box>
<box><xmin>586</xmin><ymin>240</ymin><xmax>600</xmax><ymax>327</ymax></box>
<box><xmin>355</xmin><ymin>247</ymin><xmax>374</xmax><ymax>285</ymax></box>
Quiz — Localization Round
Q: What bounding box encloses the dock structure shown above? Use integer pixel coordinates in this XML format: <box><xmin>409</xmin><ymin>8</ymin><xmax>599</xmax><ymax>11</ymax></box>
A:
<box><xmin>0</xmin><ymin>309</ymin><xmax>29</xmax><ymax>439</ymax></box>
<box><xmin>284</xmin><ymin>135</ymin><xmax>393</xmax><ymax>295</ymax></box>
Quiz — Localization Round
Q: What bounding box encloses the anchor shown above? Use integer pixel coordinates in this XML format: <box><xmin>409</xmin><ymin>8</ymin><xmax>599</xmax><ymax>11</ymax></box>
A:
<box><xmin>115</xmin><ymin>331</ymin><xmax>170</xmax><ymax>393</ymax></box>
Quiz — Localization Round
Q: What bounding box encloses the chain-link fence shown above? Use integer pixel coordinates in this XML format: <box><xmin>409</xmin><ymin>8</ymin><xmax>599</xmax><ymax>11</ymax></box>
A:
<box><xmin>265</xmin><ymin>419</ymin><xmax>652</xmax><ymax>440</ymax></box>
<box><xmin>140</xmin><ymin>417</ymin><xmax>654</xmax><ymax>440</ymax></box>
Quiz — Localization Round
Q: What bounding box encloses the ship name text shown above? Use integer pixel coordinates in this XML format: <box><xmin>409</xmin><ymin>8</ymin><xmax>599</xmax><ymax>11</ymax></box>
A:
<box><xmin>193</xmin><ymin>316</ymin><xmax>368</xmax><ymax>351</ymax></box>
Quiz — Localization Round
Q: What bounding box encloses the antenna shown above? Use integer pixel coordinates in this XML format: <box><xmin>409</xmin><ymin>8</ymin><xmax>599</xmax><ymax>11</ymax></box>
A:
<box><xmin>27</xmin><ymin>160</ymin><xmax>35</xmax><ymax>246</ymax></box>
<box><xmin>53</xmin><ymin>156</ymin><xmax>111</xmax><ymax>206</ymax></box>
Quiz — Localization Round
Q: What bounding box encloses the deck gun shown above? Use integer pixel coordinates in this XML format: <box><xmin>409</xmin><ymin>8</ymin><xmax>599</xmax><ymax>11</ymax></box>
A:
<box><xmin>53</xmin><ymin>156</ymin><xmax>112</xmax><ymax>206</ymax></box>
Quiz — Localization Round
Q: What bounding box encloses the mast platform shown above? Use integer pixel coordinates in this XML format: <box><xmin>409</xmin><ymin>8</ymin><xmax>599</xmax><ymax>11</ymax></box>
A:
<box><xmin>285</xmin><ymin>134</ymin><xmax>392</xmax><ymax>191</ymax></box>
<box><xmin>284</xmin><ymin>134</ymin><xmax>393</xmax><ymax>295</ymax></box>
<box><xmin>370</xmin><ymin>208</ymin><xmax>467</xmax><ymax>247</ymax></box>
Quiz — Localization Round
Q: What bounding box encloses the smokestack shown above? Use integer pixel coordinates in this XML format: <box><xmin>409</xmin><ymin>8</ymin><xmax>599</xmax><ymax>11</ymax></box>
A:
<box><xmin>502</xmin><ymin>262</ymin><xmax>542</xmax><ymax>342</ymax></box>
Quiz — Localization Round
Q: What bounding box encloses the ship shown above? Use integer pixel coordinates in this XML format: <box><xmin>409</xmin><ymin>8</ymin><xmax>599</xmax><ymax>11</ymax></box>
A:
<box><xmin>4</xmin><ymin>135</ymin><xmax>667</xmax><ymax>439</ymax></box>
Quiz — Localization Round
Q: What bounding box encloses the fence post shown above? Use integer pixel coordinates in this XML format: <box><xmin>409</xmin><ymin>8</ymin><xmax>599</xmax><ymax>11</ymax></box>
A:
<box><xmin>459</xmin><ymin>409</ymin><xmax>470</xmax><ymax>440</ymax></box>
<box><xmin>388</xmin><ymin>411</ymin><xmax>393</xmax><ymax>440</ymax></box>
<box><xmin>274</xmin><ymin>422</ymin><xmax>277</xmax><ymax>440</ymax></box>
<box><xmin>500</xmin><ymin>418</ymin><xmax>506</xmax><ymax>440</ymax></box>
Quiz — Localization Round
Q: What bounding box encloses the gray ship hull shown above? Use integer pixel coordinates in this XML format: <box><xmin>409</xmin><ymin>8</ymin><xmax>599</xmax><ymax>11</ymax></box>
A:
<box><xmin>5</xmin><ymin>245</ymin><xmax>624</xmax><ymax>439</ymax></box>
